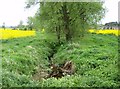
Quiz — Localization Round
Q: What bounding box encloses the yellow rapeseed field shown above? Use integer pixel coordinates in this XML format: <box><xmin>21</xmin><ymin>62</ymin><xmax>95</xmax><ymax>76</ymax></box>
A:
<box><xmin>88</xmin><ymin>29</ymin><xmax>120</xmax><ymax>36</ymax></box>
<box><xmin>0</xmin><ymin>28</ymin><xmax>36</xmax><ymax>40</ymax></box>
<box><xmin>0</xmin><ymin>28</ymin><xmax>119</xmax><ymax>40</ymax></box>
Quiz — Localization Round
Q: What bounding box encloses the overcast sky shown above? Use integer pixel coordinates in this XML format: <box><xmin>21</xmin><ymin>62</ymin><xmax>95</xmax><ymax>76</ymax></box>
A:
<box><xmin>0</xmin><ymin>0</ymin><xmax>119</xmax><ymax>26</ymax></box>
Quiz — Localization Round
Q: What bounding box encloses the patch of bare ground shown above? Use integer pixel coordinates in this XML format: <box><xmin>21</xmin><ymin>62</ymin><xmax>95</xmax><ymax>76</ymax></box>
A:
<box><xmin>32</xmin><ymin>60</ymin><xmax>76</xmax><ymax>81</ymax></box>
<box><xmin>32</xmin><ymin>68</ymin><xmax>49</xmax><ymax>81</ymax></box>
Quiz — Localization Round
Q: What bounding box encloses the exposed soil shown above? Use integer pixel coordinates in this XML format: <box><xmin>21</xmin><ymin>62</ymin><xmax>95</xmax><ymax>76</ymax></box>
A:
<box><xmin>32</xmin><ymin>68</ymin><xmax>48</xmax><ymax>81</ymax></box>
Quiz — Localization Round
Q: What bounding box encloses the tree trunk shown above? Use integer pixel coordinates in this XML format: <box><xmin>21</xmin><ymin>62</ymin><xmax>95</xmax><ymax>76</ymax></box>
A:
<box><xmin>56</xmin><ymin>25</ymin><xmax>61</xmax><ymax>44</ymax></box>
<box><xmin>62</xmin><ymin>3</ymin><xmax>71</xmax><ymax>42</ymax></box>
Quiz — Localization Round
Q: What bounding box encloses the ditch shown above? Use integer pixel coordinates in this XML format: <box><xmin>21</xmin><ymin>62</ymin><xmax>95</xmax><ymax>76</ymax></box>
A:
<box><xmin>32</xmin><ymin>42</ymin><xmax>62</xmax><ymax>80</ymax></box>
<box><xmin>32</xmin><ymin>41</ymin><xmax>75</xmax><ymax>81</ymax></box>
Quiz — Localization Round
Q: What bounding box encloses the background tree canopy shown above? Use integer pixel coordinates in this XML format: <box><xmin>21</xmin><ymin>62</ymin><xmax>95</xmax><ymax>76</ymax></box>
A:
<box><xmin>26</xmin><ymin>0</ymin><xmax>105</xmax><ymax>42</ymax></box>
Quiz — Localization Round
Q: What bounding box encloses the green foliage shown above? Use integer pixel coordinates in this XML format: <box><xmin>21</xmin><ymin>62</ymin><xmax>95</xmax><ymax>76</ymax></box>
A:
<box><xmin>2</xmin><ymin>32</ymin><xmax>119</xmax><ymax>87</ymax></box>
<box><xmin>39</xmin><ymin>74</ymin><xmax>118</xmax><ymax>87</ymax></box>
<box><xmin>26</xmin><ymin>1</ymin><xmax>105</xmax><ymax>41</ymax></box>
<box><xmin>2</xmin><ymin>32</ymin><xmax>57</xmax><ymax>87</ymax></box>
<box><xmin>38</xmin><ymin>2</ymin><xmax>105</xmax><ymax>40</ymax></box>
<box><xmin>51</xmin><ymin>33</ymin><xmax>119</xmax><ymax>87</ymax></box>
<box><xmin>2</xmin><ymin>69</ymin><xmax>39</xmax><ymax>87</ymax></box>
<box><xmin>27</xmin><ymin>17</ymin><xmax>34</xmax><ymax>29</ymax></box>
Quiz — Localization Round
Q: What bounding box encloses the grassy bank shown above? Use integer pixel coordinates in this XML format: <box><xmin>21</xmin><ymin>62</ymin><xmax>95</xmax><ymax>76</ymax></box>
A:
<box><xmin>2</xmin><ymin>32</ymin><xmax>57</xmax><ymax>87</ymax></box>
<box><xmin>1</xmin><ymin>31</ymin><xmax>119</xmax><ymax>87</ymax></box>
<box><xmin>49</xmin><ymin>34</ymin><xmax>119</xmax><ymax>87</ymax></box>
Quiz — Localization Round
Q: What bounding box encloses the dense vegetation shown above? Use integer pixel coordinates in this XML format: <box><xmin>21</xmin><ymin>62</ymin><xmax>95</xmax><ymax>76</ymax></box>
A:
<box><xmin>1</xmin><ymin>32</ymin><xmax>56</xmax><ymax>87</ymax></box>
<box><xmin>1</xmin><ymin>1</ymin><xmax>119</xmax><ymax>88</ymax></box>
<box><xmin>26</xmin><ymin>1</ymin><xmax>105</xmax><ymax>42</ymax></box>
<box><xmin>2</xmin><ymin>31</ymin><xmax>119</xmax><ymax>87</ymax></box>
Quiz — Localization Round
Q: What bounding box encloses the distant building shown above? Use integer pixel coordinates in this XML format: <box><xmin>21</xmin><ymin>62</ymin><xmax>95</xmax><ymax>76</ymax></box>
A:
<box><xmin>103</xmin><ymin>22</ymin><xmax>119</xmax><ymax>30</ymax></box>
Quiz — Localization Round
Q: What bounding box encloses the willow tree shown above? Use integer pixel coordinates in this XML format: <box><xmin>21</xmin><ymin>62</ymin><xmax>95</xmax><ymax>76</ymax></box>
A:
<box><xmin>26</xmin><ymin>0</ymin><xmax>105</xmax><ymax>42</ymax></box>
